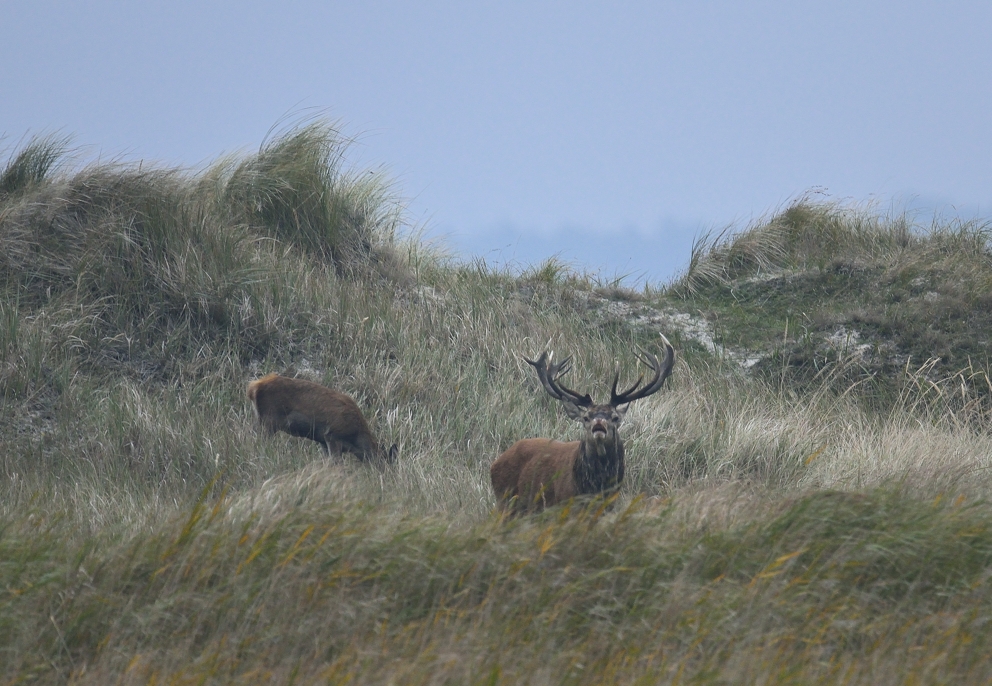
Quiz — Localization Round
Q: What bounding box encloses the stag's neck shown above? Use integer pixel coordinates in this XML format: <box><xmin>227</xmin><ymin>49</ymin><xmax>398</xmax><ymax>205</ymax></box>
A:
<box><xmin>575</xmin><ymin>434</ymin><xmax>625</xmax><ymax>495</ymax></box>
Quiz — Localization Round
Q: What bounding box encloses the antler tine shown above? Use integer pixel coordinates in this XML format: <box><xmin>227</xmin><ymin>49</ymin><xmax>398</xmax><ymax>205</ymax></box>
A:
<box><xmin>610</xmin><ymin>334</ymin><xmax>676</xmax><ymax>406</ymax></box>
<box><xmin>550</xmin><ymin>363</ymin><xmax>593</xmax><ymax>406</ymax></box>
<box><xmin>547</xmin><ymin>354</ymin><xmax>572</xmax><ymax>381</ymax></box>
<box><xmin>524</xmin><ymin>352</ymin><xmax>558</xmax><ymax>398</ymax></box>
<box><xmin>611</xmin><ymin>368</ymin><xmax>645</xmax><ymax>401</ymax></box>
<box><xmin>524</xmin><ymin>351</ymin><xmax>592</xmax><ymax>406</ymax></box>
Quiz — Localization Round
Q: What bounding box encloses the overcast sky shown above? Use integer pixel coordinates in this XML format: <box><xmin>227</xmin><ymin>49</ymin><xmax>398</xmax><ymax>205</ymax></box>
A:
<box><xmin>3</xmin><ymin>1</ymin><xmax>991</xmax><ymax>284</ymax></box>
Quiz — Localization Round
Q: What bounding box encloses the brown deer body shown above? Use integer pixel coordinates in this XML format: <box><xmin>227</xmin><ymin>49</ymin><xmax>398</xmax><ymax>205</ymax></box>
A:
<box><xmin>247</xmin><ymin>373</ymin><xmax>397</xmax><ymax>463</ymax></box>
<box><xmin>491</xmin><ymin>335</ymin><xmax>675</xmax><ymax>512</ymax></box>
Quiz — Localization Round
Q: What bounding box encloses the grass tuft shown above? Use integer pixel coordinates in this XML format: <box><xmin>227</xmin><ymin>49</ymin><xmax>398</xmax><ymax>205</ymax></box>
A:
<box><xmin>0</xmin><ymin>133</ymin><xmax>72</xmax><ymax>197</ymax></box>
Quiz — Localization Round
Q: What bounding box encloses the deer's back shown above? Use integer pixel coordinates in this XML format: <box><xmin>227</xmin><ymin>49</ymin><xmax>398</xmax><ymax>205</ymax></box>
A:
<box><xmin>248</xmin><ymin>374</ymin><xmax>372</xmax><ymax>439</ymax></box>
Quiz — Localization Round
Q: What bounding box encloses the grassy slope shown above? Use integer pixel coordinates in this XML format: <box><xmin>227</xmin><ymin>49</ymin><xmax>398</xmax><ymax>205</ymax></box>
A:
<box><xmin>2</xmin><ymin>127</ymin><xmax>992</xmax><ymax>683</ymax></box>
<box><xmin>666</xmin><ymin>201</ymin><xmax>992</xmax><ymax>406</ymax></box>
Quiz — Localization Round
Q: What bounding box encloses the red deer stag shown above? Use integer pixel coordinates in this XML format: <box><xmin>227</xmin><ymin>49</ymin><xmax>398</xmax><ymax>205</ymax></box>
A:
<box><xmin>247</xmin><ymin>373</ymin><xmax>397</xmax><ymax>463</ymax></box>
<box><xmin>491</xmin><ymin>335</ymin><xmax>675</xmax><ymax>511</ymax></box>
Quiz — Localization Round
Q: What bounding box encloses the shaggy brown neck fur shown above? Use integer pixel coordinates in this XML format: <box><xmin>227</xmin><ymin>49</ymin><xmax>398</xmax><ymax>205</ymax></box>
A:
<box><xmin>574</xmin><ymin>434</ymin><xmax>625</xmax><ymax>495</ymax></box>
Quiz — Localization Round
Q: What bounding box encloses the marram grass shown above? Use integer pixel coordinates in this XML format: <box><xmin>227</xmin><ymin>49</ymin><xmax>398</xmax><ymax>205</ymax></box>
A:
<box><xmin>4</xmin><ymin>476</ymin><xmax>992</xmax><ymax>683</ymax></box>
<box><xmin>4</xmin><ymin>126</ymin><xmax>992</xmax><ymax>682</ymax></box>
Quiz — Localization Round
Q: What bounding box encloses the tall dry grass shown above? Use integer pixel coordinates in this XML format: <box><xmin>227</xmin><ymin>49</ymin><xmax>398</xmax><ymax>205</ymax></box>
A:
<box><xmin>3</xmin><ymin>126</ymin><xmax>992</xmax><ymax>681</ymax></box>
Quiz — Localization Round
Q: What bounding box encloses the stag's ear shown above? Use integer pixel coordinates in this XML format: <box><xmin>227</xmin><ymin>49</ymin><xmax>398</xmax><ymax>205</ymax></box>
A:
<box><xmin>561</xmin><ymin>401</ymin><xmax>585</xmax><ymax>421</ymax></box>
<box><xmin>615</xmin><ymin>404</ymin><xmax>630</xmax><ymax>419</ymax></box>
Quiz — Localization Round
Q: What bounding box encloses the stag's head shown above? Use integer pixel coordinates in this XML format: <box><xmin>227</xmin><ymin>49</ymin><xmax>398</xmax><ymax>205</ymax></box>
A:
<box><xmin>525</xmin><ymin>334</ymin><xmax>676</xmax><ymax>445</ymax></box>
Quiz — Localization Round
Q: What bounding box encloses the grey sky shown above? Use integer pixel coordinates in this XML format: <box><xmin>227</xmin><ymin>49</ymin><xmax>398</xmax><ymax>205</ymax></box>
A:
<box><xmin>4</xmin><ymin>2</ymin><xmax>991</xmax><ymax>284</ymax></box>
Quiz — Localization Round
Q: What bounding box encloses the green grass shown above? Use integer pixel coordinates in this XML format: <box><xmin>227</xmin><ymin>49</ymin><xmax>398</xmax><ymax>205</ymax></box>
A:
<box><xmin>5</xmin><ymin>484</ymin><xmax>992</xmax><ymax>682</ymax></box>
<box><xmin>3</xmin><ymin>124</ymin><xmax>992</xmax><ymax>682</ymax></box>
<box><xmin>663</xmin><ymin>199</ymin><xmax>992</xmax><ymax>411</ymax></box>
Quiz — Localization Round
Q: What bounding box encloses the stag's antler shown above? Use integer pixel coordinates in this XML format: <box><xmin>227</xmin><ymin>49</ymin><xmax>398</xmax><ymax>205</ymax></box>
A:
<box><xmin>524</xmin><ymin>352</ymin><xmax>593</xmax><ymax>407</ymax></box>
<box><xmin>609</xmin><ymin>334</ymin><xmax>676</xmax><ymax>406</ymax></box>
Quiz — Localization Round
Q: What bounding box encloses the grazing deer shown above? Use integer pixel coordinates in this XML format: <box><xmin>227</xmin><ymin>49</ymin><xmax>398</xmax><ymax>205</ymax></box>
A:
<box><xmin>491</xmin><ymin>335</ymin><xmax>675</xmax><ymax>512</ymax></box>
<box><xmin>247</xmin><ymin>373</ymin><xmax>397</xmax><ymax>463</ymax></box>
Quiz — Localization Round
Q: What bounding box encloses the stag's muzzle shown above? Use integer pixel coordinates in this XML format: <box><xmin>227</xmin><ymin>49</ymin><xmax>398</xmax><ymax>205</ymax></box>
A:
<box><xmin>591</xmin><ymin>419</ymin><xmax>609</xmax><ymax>438</ymax></box>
